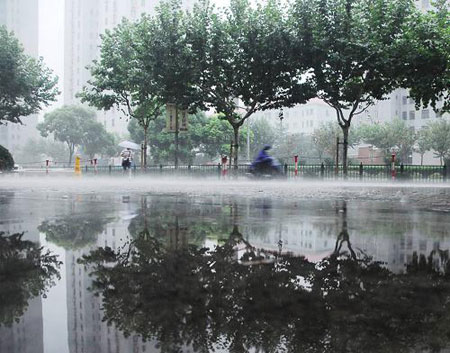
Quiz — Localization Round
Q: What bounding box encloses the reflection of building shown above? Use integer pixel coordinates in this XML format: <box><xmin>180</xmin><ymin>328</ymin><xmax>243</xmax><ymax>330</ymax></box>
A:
<box><xmin>0</xmin><ymin>204</ymin><xmax>44</xmax><ymax>353</ymax></box>
<box><xmin>0</xmin><ymin>0</ymin><xmax>40</xmax><ymax>154</ymax></box>
<box><xmin>65</xmin><ymin>212</ymin><xmax>162</xmax><ymax>353</ymax></box>
<box><xmin>0</xmin><ymin>297</ymin><xmax>44</xmax><ymax>353</ymax></box>
<box><xmin>236</xmin><ymin>199</ymin><xmax>450</xmax><ymax>274</ymax></box>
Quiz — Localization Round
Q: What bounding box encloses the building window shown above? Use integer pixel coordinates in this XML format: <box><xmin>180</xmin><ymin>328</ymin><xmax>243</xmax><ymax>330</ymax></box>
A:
<box><xmin>402</xmin><ymin>96</ymin><xmax>407</xmax><ymax>105</ymax></box>
<box><xmin>409</xmin><ymin>111</ymin><xmax>415</xmax><ymax>120</ymax></box>
<box><xmin>421</xmin><ymin>109</ymin><xmax>429</xmax><ymax>119</ymax></box>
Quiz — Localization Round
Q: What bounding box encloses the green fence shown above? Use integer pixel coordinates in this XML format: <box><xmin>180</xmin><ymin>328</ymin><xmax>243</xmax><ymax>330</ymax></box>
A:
<box><xmin>68</xmin><ymin>162</ymin><xmax>448</xmax><ymax>182</ymax></box>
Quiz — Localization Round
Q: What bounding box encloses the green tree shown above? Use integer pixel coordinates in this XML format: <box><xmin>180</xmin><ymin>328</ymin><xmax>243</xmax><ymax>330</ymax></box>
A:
<box><xmin>79</xmin><ymin>19</ymin><xmax>163</xmax><ymax>168</ymax></box>
<box><xmin>427</xmin><ymin>119</ymin><xmax>450</xmax><ymax>165</ymax></box>
<box><xmin>358</xmin><ymin>119</ymin><xmax>415</xmax><ymax>163</ymax></box>
<box><xmin>0</xmin><ymin>145</ymin><xmax>14</xmax><ymax>171</ymax></box>
<box><xmin>187</xmin><ymin>0</ymin><xmax>313</xmax><ymax>170</ymax></box>
<box><xmin>82</xmin><ymin>119</ymin><xmax>117</xmax><ymax>159</ymax></box>
<box><xmin>414</xmin><ymin>128</ymin><xmax>432</xmax><ymax>166</ymax></box>
<box><xmin>129</xmin><ymin>112</ymin><xmax>205</xmax><ymax>164</ymax></box>
<box><xmin>129</xmin><ymin>112</ymin><xmax>250</xmax><ymax>163</ymax></box>
<box><xmin>0</xmin><ymin>26</ymin><xmax>58</xmax><ymax>125</ymax></box>
<box><xmin>397</xmin><ymin>0</ymin><xmax>449</xmax><ymax>113</ymax></box>
<box><xmin>290</xmin><ymin>0</ymin><xmax>416</xmax><ymax>175</ymax></box>
<box><xmin>15</xmin><ymin>138</ymin><xmax>69</xmax><ymax>165</ymax></box>
<box><xmin>37</xmin><ymin>105</ymin><xmax>96</xmax><ymax>166</ymax></box>
<box><xmin>138</xmin><ymin>1</ymin><xmax>201</xmax><ymax>168</ymax></box>
<box><xmin>249</xmin><ymin>118</ymin><xmax>278</xmax><ymax>157</ymax></box>
<box><xmin>312</xmin><ymin>122</ymin><xmax>359</xmax><ymax>163</ymax></box>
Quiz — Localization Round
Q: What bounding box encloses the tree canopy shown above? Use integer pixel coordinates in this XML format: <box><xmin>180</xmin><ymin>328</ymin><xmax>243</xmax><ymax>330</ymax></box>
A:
<box><xmin>37</xmin><ymin>105</ymin><xmax>114</xmax><ymax>165</ymax></box>
<box><xmin>289</xmin><ymin>0</ymin><xmax>417</xmax><ymax>174</ymax></box>
<box><xmin>186</xmin><ymin>0</ymin><xmax>314</xmax><ymax>169</ymax></box>
<box><xmin>0</xmin><ymin>26</ymin><xmax>58</xmax><ymax>125</ymax></box>
<box><xmin>396</xmin><ymin>0</ymin><xmax>450</xmax><ymax>113</ymax></box>
<box><xmin>79</xmin><ymin>19</ymin><xmax>164</xmax><ymax>168</ymax></box>
<box><xmin>357</xmin><ymin>119</ymin><xmax>415</xmax><ymax>163</ymax></box>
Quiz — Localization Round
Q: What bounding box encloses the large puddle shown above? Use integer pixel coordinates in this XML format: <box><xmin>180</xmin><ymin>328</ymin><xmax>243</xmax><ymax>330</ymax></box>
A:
<box><xmin>1</xmin><ymin>191</ymin><xmax>450</xmax><ymax>352</ymax></box>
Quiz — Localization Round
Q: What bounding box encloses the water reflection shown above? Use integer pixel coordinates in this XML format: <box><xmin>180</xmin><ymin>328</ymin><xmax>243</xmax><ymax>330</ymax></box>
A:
<box><xmin>0</xmin><ymin>232</ymin><xmax>61</xmax><ymax>327</ymax></box>
<box><xmin>2</xmin><ymin>194</ymin><xmax>450</xmax><ymax>352</ymax></box>
<box><xmin>79</xmin><ymin>201</ymin><xmax>450</xmax><ymax>353</ymax></box>
<box><xmin>0</xmin><ymin>232</ymin><xmax>61</xmax><ymax>353</ymax></box>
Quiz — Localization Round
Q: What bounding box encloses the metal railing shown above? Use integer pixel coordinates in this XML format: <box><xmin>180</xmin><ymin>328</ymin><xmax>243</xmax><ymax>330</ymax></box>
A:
<box><xmin>13</xmin><ymin>162</ymin><xmax>448</xmax><ymax>182</ymax></box>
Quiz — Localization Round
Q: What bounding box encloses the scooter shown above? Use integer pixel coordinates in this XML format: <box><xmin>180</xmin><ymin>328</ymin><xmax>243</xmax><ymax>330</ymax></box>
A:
<box><xmin>248</xmin><ymin>158</ymin><xmax>285</xmax><ymax>179</ymax></box>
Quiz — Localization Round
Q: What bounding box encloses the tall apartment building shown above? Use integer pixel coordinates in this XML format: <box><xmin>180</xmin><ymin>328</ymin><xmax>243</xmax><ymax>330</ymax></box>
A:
<box><xmin>0</xmin><ymin>0</ymin><xmax>40</xmax><ymax>155</ymax></box>
<box><xmin>64</xmin><ymin>0</ymin><xmax>194</xmax><ymax>137</ymax></box>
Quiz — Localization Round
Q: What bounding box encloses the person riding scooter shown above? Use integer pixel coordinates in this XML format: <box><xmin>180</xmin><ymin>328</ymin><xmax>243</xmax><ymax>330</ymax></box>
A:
<box><xmin>250</xmin><ymin>145</ymin><xmax>282</xmax><ymax>176</ymax></box>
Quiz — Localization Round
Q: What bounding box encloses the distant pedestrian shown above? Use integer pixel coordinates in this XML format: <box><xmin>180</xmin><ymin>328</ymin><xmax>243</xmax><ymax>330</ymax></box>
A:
<box><xmin>120</xmin><ymin>148</ymin><xmax>133</xmax><ymax>171</ymax></box>
<box><xmin>221</xmin><ymin>155</ymin><xmax>228</xmax><ymax>177</ymax></box>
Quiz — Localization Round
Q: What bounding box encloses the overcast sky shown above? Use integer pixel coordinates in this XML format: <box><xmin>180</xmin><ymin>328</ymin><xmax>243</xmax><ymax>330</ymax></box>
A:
<box><xmin>39</xmin><ymin>0</ymin><xmax>65</xmax><ymax>113</ymax></box>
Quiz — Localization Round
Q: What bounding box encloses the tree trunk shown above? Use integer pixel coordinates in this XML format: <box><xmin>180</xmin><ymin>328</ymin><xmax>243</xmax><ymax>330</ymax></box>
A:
<box><xmin>68</xmin><ymin>143</ymin><xmax>74</xmax><ymax>167</ymax></box>
<box><xmin>421</xmin><ymin>154</ymin><xmax>424</xmax><ymax>166</ymax></box>
<box><xmin>143</xmin><ymin>126</ymin><xmax>148</xmax><ymax>169</ymax></box>
<box><xmin>232</xmin><ymin>125</ymin><xmax>240</xmax><ymax>171</ymax></box>
<box><xmin>342</xmin><ymin>125</ymin><xmax>349</xmax><ymax>177</ymax></box>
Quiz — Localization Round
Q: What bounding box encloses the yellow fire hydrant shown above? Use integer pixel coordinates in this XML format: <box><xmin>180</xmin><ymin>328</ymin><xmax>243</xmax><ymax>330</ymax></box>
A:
<box><xmin>74</xmin><ymin>156</ymin><xmax>81</xmax><ymax>176</ymax></box>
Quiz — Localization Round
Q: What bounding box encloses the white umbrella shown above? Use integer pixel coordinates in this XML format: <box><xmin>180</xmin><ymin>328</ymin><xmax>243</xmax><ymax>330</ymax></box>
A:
<box><xmin>118</xmin><ymin>140</ymin><xmax>140</xmax><ymax>150</ymax></box>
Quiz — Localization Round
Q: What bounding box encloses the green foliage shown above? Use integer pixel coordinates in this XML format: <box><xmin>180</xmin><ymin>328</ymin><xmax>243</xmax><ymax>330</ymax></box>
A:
<box><xmin>82</xmin><ymin>119</ymin><xmax>117</xmax><ymax>159</ymax></box>
<box><xmin>0</xmin><ymin>145</ymin><xmax>14</xmax><ymax>171</ymax></box>
<box><xmin>39</xmin><ymin>213</ymin><xmax>112</xmax><ymax>250</ymax></box>
<box><xmin>139</xmin><ymin>0</ymin><xmax>199</xmax><ymax>110</ymax></box>
<box><xmin>289</xmin><ymin>0</ymin><xmax>417</xmax><ymax>173</ymax></box>
<box><xmin>312</xmin><ymin>122</ymin><xmax>359</xmax><ymax>163</ymax></box>
<box><xmin>0</xmin><ymin>26</ymin><xmax>59</xmax><ymax>125</ymax></box>
<box><xmin>0</xmin><ymin>232</ymin><xmax>61</xmax><ymax>326</ymax></box>
<box><xmin>414</xmin><ymin>128</ymin><xmax>432</xmax><ymax>165</ymax></box>
<box><xmin>128</xmin><ymin>112</ymin><xmax>250</xmax><ymax>163</ymax></box>
<box><xmin>15</xmin><ymin>138</ymin><xmax>69</xmax><ymax>165</ymax></box>
<box><xmin>358</xmin><ymin>119</ymin><xmax>415</xmax><ymax>163</ymax></box>
<box><xmin>427</xmin><ymin>119</ymin><xmax>450</xmax><ymax>165</ymax></box>
<box><xmin>37</xmin><ymin>105</ymin><xmax>97</xmax><ymax>165</ymax></box>
<box><xmin>249</xmin><ymin>118</ymin><xmax>278</xmax><ymax>157</ymax></box>
<box><xmin>187</xmin><ymin>0</ymin><xmax>313</xmax><ymax>167</ymax></box>
<box><xmin>79</xmin><ymin>18</ymin><xmax>164</xmax><ymax>167</ymax></box>
<box><xmin>397</xmin><ymin>0</ymin><xmax>449</xmax><ymax>113</ymax></box>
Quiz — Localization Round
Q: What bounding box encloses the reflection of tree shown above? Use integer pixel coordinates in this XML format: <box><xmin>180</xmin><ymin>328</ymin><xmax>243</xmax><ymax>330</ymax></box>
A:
<box><xmin>0</xmin><ymin>232</ymin><xmax>61</xmax><ymax>326</ymax></box>
<box><xmin>127</xmin><ymin>197</ymin><xmax>232</xmax><ymax>248</ymax></box>
<box><xmin>38</xmin><ymin>212</ymin><xmax>112</xmax><ymax>250</ymax></box>
<box><xmin>80</xmin><ymin>205</ymin><xmax>450</xmax><ymax>353</ymax></box>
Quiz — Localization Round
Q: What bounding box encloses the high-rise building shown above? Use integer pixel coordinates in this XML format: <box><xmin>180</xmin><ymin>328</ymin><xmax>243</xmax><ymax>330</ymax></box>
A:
<box><xmin>64</xmin><ymin>0</ymin><xmax>194</xmax><ymax>137</ymax></box>
<box><xmin>0</xmin><ymin>0</ymin><xmax>40</xmax><ymax>155</ymax></box>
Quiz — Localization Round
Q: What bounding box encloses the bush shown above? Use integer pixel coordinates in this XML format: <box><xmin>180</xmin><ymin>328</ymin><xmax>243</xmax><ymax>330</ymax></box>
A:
<box><xmin>0</xmin><ymin>145</ymin><xmax>14</xmax><ymax>171</ymax></box>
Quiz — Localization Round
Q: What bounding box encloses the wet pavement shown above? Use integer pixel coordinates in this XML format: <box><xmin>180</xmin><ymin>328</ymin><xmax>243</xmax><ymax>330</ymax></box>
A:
<box><xmin>2</xmin><ymin>181</ymin><xmax>450</xmax><ymax>352</ymax></box>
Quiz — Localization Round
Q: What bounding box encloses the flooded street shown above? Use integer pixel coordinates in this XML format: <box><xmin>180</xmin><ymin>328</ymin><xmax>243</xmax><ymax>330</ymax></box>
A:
<box><xmin>2</xmin><ymin>178</ymin><xmax>450</xmax><ymax>352</ymax></box>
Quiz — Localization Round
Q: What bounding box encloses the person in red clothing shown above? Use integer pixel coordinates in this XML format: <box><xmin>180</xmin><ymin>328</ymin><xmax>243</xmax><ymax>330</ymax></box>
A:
<box><xmin>221</xmin><ymin>155</ymin><xmax>228</xmax><ymax>176</ymax></box>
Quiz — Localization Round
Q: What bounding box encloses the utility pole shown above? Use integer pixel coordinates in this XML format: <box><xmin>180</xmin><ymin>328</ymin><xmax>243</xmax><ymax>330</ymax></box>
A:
<box><xmin>246</xmin><ymin>120</ymin><xmax>250</xmax><ymax>162</ymax></box>
<box><xmin>175</xmin><ymin>105</ymin><xmax>179</xmax><ymax>169</ymax></box>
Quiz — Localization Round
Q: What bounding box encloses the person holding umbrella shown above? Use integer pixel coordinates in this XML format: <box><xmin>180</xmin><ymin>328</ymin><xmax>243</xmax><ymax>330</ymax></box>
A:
<box><xmin>120</xmin><ymin>148</ymin><xmax>133</xmax><ymax>171</ymax></box>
